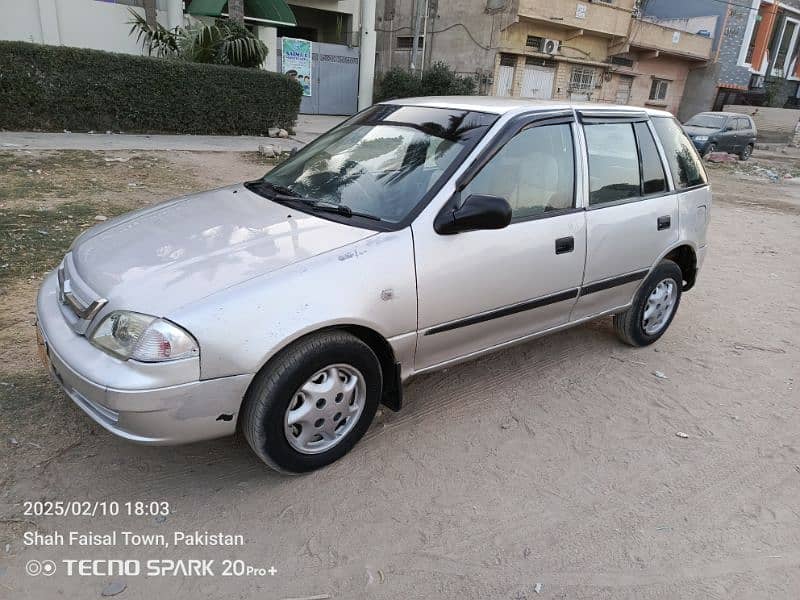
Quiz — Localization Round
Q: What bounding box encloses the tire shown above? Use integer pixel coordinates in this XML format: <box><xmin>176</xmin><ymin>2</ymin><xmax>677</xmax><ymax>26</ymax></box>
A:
<box><xmin>704</xmin><ymin>142</ymin><xmax>717</xmax><ymax>157</ymax></box>
<box><xmin>739</xmin><ymin>143</ymin><xmax>753</xmax><ymax>161</ymax></box>
<box><xmin>613</xmin><ymin>260</ymin><xmax>683</xmax><ymax>347</ymax></box>
<box><xmin>241</xmin><ymin>331</ymin><xmax>382</xmax><ymax>473</ymax></box>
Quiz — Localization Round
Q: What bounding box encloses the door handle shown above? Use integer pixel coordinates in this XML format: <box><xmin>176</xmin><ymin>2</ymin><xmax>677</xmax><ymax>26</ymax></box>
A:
<box><xmin>555</xmin><ymin>236</ymin><xmax>574</xmax><ymax>254</ymax></box>
<box><xmin>657</xmin><ymin>216</ymin><xmax>671</xmax><ymax>231</ymax></box>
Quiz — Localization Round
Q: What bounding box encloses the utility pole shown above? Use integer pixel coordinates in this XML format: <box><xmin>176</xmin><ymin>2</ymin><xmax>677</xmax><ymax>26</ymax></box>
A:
<box><xmin>358</xmin><ymin>0</ymin><xmax>377</xmax><ymax>110</ymax></box>
<box><xmin>410</xmin><ymin>0</ymin><xmax>424</xmax><ymax>74</ymax></box>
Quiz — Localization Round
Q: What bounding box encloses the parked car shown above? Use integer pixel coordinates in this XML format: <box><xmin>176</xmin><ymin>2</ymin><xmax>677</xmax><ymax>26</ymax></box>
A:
<box><xmin>36</xmin><ymin>98</ymin><xmax>711</xmax><ymax>473</ymax></box>
<box><xmin>683</xmin><ymin>111</ymin><xmax>757</xmax><ymax>160</ymax></box>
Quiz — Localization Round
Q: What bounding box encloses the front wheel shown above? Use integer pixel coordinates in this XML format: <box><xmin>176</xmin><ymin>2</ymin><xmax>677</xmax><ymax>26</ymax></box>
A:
<box><xmin>613</xmin><ymin>260</ymin><xmax>683</xmax><ymax>347</ymax></box>
<box><xmin>241</xmin><ymin>331</ymin><xmax>382</xmax><ymax>473</ymax></box>
<box><xmin>740</xmin><ymin>143</ymin><xmax>753</xmax><ymax>161</ymax></box>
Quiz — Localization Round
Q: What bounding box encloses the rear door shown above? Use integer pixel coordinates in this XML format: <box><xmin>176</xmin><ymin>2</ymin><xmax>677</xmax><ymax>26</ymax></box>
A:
<box><xmin>572</xmin><ymin>114</ymin><xmax>678</xmax><ymax>319</ymax></box>
<box><xmin>652</xmin><ymin>116</ymin><xmax>711</xmax><ymax>252</ymax></box>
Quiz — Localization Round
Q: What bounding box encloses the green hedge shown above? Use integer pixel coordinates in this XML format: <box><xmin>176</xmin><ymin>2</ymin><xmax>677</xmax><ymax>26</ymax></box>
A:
<box><xmin>0</xmin><ymin>41</ymin><xmax>303</xmax><ymax>135</ymax></box>
<box><xmin>375</xmin><ymin>62</ymin><xmax>477</xmax><ymax>102</ymax></box>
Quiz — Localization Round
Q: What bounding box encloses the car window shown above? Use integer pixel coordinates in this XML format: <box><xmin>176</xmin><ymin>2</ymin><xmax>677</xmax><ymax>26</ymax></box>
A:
<box><xmin>461</xmin><ymin>123</ymin><xmax>575</xmax><ymax>220</ymax></box>
<box><xmin>634</xmin><ymin>122</ymin><xmax>667</xmax><ymax>196</ymax></box>
<box><xmin>652</xmin><ymin>117</ymin><xmax>707</xmax><ymax>190</ymax></box>
<box><xmin>738</xmin><ymin>118</ymin><xmax>751</xmax><ymax>130</ymax></box>
<box><xmin>584</xmin><ymin>122</ymin><xmax>640</xmax><ymax>205</ymax></box>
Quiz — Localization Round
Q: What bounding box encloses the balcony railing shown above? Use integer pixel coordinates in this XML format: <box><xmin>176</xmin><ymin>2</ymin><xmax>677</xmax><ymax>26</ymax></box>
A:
<box><xmin>516</xmin><ymin>0</ymin><xmax>636</xmax><ymax>39</ymax></box>
<box><xmin>628</xmin><ymin>21</ymin><xmax>712</xmax><ymax>61</ymax></box>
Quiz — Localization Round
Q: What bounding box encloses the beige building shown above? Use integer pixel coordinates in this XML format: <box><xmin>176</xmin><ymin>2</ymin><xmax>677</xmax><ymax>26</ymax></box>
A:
<box><xmin>376</xmin><ymin>0</ymin><xmax>712</xmax><ymax>115</ymax></box>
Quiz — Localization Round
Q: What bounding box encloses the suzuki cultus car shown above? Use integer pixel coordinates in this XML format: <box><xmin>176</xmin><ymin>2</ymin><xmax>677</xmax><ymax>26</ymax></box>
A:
<box><xmin>37</xmin><ymin>98</ymin><xmax>711</xmax><ymax>473</ymax></box>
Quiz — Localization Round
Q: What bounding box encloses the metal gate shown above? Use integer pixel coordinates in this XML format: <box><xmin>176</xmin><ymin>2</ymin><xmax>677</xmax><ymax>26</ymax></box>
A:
<box><xmin>615</xmin><ymin>75</ymin><xmax>633</xmax><ymax>105</ymax></box>
<box><xmin>520</xmin><ymin>64</ymin><xmax>555</xmax><ymax>99</ymax></box>
<box><xmin>495</xmin><ymin>65</ymin><xmax>514</xmax><ymax>96</ymax></box>
<box><xmin>277</xmin><ymin>39</ymin><xmax>360</xmax><ymax>116</ymax></box>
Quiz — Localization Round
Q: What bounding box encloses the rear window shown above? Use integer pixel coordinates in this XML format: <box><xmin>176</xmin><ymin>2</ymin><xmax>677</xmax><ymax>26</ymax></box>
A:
<box><xmin>652</xmin><ymin>117</ymin><xmax>707</xmax><ymax>190</ymax></box>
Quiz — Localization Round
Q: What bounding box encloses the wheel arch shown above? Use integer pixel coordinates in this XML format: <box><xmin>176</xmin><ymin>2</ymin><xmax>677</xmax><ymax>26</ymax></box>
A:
<box><xmin>244</xmin><ymin>323</ymin><xmax>403</xmax><ymax>417</ymax></box>
<box><xmin>657</xmin><ymin>243</ymin><xmax>698</xmax><ymax>291</ymax></box>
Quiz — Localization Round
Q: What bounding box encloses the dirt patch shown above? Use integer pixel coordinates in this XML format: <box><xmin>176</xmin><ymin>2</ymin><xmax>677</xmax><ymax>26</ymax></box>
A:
<box><xmin>0</xmin><ymin>149</ymin><xmax>799</xmax><ymax>599</ymax></box>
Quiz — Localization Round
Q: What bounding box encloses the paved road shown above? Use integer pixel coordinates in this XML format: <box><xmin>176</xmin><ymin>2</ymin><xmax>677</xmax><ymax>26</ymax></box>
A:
<box><xmin>0</xmin><ymin>115</ymin><xmax>346</xmax><ymax>152</ymax></box>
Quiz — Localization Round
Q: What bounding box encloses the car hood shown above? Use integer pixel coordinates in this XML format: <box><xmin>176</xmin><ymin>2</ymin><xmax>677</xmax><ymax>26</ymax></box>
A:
<box><xmin>70</xmin><ymin>185</ymin><xmax>376</xmax><ymax>316</ymax></box>
<box><xmin>683</xmin><ymin>125</ymin><xmax>719</xmax><ymax>137</ymax></box>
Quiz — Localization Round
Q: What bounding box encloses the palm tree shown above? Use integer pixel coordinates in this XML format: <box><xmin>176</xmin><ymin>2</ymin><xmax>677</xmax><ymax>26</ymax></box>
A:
<box><xmin>142</xmin><ymin>0</ymin><xmax>157</xmax><ymax>27</ymax></box>
<box><xmin>228</xmin><ymin>0</ymin><xmax>245</xmax><ymax>25</ymax></box>
<box><xmin>128</xmin><ymin>10</ymin><xmax>267</xmax><ymax>68</ymax></box>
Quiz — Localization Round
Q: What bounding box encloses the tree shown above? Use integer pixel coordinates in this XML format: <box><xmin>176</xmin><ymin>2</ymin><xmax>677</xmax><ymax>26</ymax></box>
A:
<box><xmin>142</xmin><ymin>0</ymin><xmax>157</xmax><ymax>27</ymax></box>
<box><xmin>128</xmin><ymin>10</ymin><xmax>267</xmax><ymax>68</ymax></box>
<box><xmin>228</xmin><ymin>0</ymin><xmax>245</xmax><ymax>25</ymax></box>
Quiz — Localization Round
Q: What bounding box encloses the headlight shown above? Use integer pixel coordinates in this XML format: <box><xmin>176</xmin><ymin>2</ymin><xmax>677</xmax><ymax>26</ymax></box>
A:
<box><xmin>91</xmin><ymin>311</ymin><xmax>198</xmax><ymax>362</ymax></box>
<box><xmin>694</xmin><ymin>135</ymin><xmax>709</xmax><ymax>142</ymax></box>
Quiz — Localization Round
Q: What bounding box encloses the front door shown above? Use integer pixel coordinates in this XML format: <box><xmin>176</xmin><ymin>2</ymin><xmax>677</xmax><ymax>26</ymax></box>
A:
<box><xmin>719</xmin><ymin>118</ymin><xmax>738</xmax><ymax>152</ymax></box>
<box><xmin>413</xmin><ymin>117</ymin><xmax>587</xmax><ymax>370</ymax></box>
<box><xmin>572</xmin><ymin>118</ymin><xmax>679</xmax><ymax>319</ymax></box>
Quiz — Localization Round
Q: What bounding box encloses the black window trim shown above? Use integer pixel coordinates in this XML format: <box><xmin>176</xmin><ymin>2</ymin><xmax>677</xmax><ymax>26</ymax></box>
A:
<box><xmin>633</xmin><ymin>120</ymin><xmax>669</xmax><ymax>199</ymax></box>
<box><xmin>434</xmin><ymin>110</ymin><xmax>581</xmax><ymax>229</ymax></box>
<box><xmin>582</xmin><ymin>118</ymin><xmax>650</xmax><ymax>210</ymax></box>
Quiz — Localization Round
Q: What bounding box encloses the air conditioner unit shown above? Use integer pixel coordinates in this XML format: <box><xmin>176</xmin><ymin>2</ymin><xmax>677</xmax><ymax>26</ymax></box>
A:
<box><xmin>543</xmin><ymin>39</ymin><xmax>561</xmax><ymax>54</ymax></box>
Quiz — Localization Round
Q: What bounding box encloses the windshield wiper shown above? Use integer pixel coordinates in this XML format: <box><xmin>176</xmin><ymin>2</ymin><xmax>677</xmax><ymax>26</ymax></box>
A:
<box><xmin>245</xmin><ymin>180</ymin><xmax>382</xmax><ymax>221</ymax></box>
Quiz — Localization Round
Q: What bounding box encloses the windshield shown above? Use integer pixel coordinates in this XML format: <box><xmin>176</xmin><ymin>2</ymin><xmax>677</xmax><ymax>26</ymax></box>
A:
<box><xmin>685</xmin><ymin>114</ymin><xmax>727</xmax><ymax>129</ymax></box>
<box><xmin>253</xmin><ymin>105</ymin><xmax>497</xmax><ymax>225</ymax></box>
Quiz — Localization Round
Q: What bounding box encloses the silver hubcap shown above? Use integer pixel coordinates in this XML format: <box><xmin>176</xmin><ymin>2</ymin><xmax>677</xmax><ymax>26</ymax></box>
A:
<box><xmin>284</xmin><ymin>364</ymin><xmax>366</xmax><ymax>455</ymax></box>
<box><xmin>642</xmin><ymin>278</ymin><xmax>677</xmax><ymax>335</ymax></box>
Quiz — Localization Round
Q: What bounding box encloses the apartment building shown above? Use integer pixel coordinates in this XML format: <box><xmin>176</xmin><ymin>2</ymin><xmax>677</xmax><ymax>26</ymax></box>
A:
<box><xmin>643</xmin><ymin>0</ymin><xmax>800</xmax><ymax>120</ymax></box>
<box><xmin>375</xmin><ymin>0</ymin><xmax>713</xmax><ymax>115</ymax></box>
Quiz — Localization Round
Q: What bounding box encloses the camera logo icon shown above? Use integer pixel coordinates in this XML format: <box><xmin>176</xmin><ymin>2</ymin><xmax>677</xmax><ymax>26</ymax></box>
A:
<box><xmin>26</xmin><ymin>559</ymin><xmax>56</xmax><ymax>576</ymax></box>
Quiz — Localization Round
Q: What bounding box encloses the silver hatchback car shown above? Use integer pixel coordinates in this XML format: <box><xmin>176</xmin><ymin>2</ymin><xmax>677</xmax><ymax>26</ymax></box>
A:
<box><xmin>36</xmin><ymin>97</ymin><xmax>711</xmax><ymax>473</ymax></box>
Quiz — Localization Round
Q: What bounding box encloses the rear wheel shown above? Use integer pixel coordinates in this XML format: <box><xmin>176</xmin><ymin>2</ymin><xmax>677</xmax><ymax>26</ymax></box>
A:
<box><xmin>740</xmin><ymin>143</ymin><xmax>753</xmax><ymax>161</ymax></box>
<box><xmin>241</xmin><ymin>331</ymin><xmax>382</xmax><ymax>473</ymax></box>
<box><xmin>613</xmin><ymin>260</ymin><xmax>683</xmax><ymax>347</ymax></box>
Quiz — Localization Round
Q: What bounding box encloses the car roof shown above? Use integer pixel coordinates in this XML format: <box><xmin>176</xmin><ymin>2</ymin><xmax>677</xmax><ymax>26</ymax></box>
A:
<box><xmin>382</xmin><ymin>96</ymin><xmax>675</xmax><ymax>118</ymax></box>
<box><xmin>693</xmin><ymin>111</ymin><xmax>750</xmax><ymax>118</ymax></box>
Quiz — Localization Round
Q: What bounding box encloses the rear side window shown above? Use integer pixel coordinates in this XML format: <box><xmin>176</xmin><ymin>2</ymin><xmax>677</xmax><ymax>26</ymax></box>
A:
<box><xmin>634</xmin><ymin>122</ymin><xmax>667</xmax><ymax>195</ymax></box>
<box><xmin>652</xmin><ymin>117</ymin><xmax>707</xmax><ymax>190</ymax></box>
<box><xmin>584</xmin><ymin>123</ymin><xmax>640</xmax><ymax>205</ymax></box>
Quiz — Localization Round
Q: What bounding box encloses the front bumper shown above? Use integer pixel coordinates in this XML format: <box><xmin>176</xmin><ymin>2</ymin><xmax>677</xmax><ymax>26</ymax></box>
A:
<box><xmin>691</xmin><ymin>139</ymin><xmax>711</xmax><ymax>154</ymax></box>
<box><xmin>36</xmin><ymin>271</ymin><xmax>252</xmax><ymax>445</ymax></box>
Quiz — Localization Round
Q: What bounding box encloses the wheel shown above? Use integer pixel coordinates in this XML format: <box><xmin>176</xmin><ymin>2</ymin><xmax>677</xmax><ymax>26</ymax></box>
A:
<box><xmin>241</xmin><ymin>331</ymin><xmax>382</xmax><ymax>473</ymax></box>
<box><xmin>739</xmin><ymin>143</ymin><xmax>753</xmax><ymax>161</ymax></box>
<box><xmin>704</xmin><ymin>142</ymin><xmax>717</xmax><ymax>157</ymax></box>
<box><xmin>613</xmin><ymin>260</ymin><xmax>683</xmax><ymax>347</ymax></box>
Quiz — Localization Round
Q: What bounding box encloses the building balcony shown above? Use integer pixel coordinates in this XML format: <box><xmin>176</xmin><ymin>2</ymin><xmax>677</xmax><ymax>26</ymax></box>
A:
<box><xmin>626</xmin><ymin>20</ymin><xmax>712</xmax><ymax>61</ymax></box>
<box><xmin>516</xmin><ymin>0</ymin><xmax>636</xmax><ymax>39</ymax></box>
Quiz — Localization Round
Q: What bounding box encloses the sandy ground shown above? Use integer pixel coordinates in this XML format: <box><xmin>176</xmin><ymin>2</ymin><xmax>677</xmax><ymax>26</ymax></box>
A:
<box><xmin>1</xmin><ymin>149</ymin><xmax>799</xmax><ymax>599</ymax></box>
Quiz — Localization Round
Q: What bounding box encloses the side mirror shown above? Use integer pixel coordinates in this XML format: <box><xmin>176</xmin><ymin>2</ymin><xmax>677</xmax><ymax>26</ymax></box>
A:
<box><xmin>434</xmin><ymin>194</ymin><xmax>512</xmax><ymax>235</ymax></box>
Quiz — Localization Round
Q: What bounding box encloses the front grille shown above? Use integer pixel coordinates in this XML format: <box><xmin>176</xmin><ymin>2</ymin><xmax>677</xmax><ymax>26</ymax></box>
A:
<box><xmin>57</xmin><ymin>253</ymin><xmax>107</xmax><ymax>334</ymax></box>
